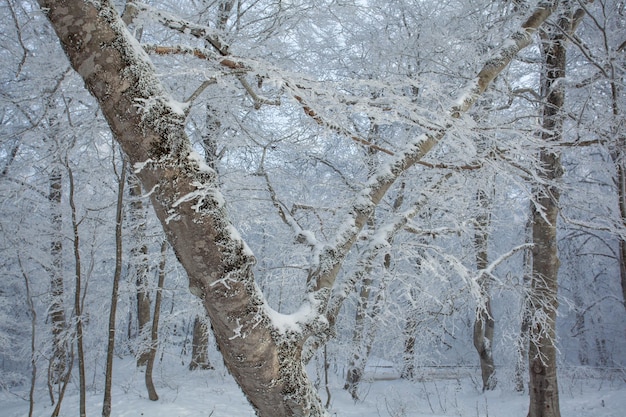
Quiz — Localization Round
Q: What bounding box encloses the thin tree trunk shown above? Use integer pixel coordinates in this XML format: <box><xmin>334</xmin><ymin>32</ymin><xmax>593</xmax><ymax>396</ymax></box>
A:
<box><xmin>472</xmin><ymin>189</ymin><xmax>497</xmax><ymax>391</ymax></box>
<box><xmin>515</xmin><ymin>226</ymin><xmax>532</xmax><ymax>393</ymax></box>
<box><xmin>103</xmin><ymin>159</ymin><xmax>126</xmax><ymax>417</ymax></box>
<box><xmin>68</xmin><ymin>165</ymin><xmax>86</xmax><ymax>417</ymax></box>
<box><xmin>49</xmin><ymin>348</ymin><xmax>74</xmax><ymax>417</ymax></box>
<box><xmin>145</xmin><ymin>240</ymin><xmax>167</xmax><ymax>401</ymax></box>
<box><xmin>617</xmin><ymin>163</ymin><xmax>626</xmax><ymax>310</ymax></box>
<box><xmin>18</xmin><ymin>256</ymin><xmax>37</xmax><ymax>417</ymax></box>
<box><xmin>607</xmin><ymin>31</ymin><xmax>626</xmax><ymax>312</ymax></box>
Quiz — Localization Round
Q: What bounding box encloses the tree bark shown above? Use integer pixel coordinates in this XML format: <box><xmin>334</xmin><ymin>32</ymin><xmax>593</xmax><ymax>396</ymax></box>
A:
<box><xmin>343</xmin><ymin>273</ymin><xmax>373</xmax><ymax>399</ymax></box>
<box><xmin>400</xmin><ymin>310</ymin><xmax>418</xmax><ymax>380</ymax></box>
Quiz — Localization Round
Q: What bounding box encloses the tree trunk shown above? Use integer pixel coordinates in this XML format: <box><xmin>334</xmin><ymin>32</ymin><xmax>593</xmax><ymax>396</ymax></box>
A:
<box><xmin>39</xmin><ymin>98</ymin><xmax>71</xmax><ymax>401</ymax></box>
<box><xmin>68</xmin><ymin>165</ymin><xmax>86</xmax><ymax>417</ymax></box>
<box><xmin>18</xmin><ymin>256</ymin><xmax>37</xmax><ymax>417</ymax></box>
<box><xmin>472</xmin><ymin>189</ymin><xmax>496</xmax><ymax>391</ymax></box>
<box><xmin>528</xmin><ymin>175</ymin><xmax>561</xmax><ymax>417</ymax></box>
<box><xmin>617</xmin><ymin>163</ymin><xmax>626</xmax><ymax>310</ymax></box>
<box><xmin>146</xmin><ymin>240</ymin><xmax>167</xmax><ymax>401</ymax></box>
<box><xmin>610</xmin><ymin>54</ymin><xmax>626</xmax><ymax>311</ymax></box>
<box><xmin>128</xmin><ymin>176</ymin><xmax>152</xmax><ymax>367</ymax></box>
<box><xmin>515</xmin><ymin>230</ymin><xmax>532</xmax><ymax>392</ymax></box>
<box><xmin>400</xmin><ymin>312</ymin><xmax>418</xmax><ymax>380</ymax></box>
<box><xmin>189</xmin><ymin>314</ymin><xmax>213</xmax><ymax>370</ymax></box>
<box><xmin>39</xmin><ymin>3</ymin><xmax>327</xmax><ymax>414</ymax></box>
<box><xmin>48</xmin><ymin>162</ymin><xmax>69</xmax><ymax>394</ymax></box>
<box><xmin>103</xmin><ymin>159</ymin><xmax>126</xmax><ymax>417</ymax></box>
<box><xmin>343</xmin><ymin>276</ymin><xmax>372</xmax><ymax>399</ymax></box>
<box><xmin>527</xmin><ymin>5</ymin><xmax>574</xmax><ymax>416</ymax></box>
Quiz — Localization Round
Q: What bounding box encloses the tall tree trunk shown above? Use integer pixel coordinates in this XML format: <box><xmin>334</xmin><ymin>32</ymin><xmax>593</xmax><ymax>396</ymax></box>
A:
<box><xmin>472</xmin><ymin>190</ymin><xmax>496</xmax><ymax>391</ymax></box>
<box><xmin>189</xmin><ymin>314</ymin><xmax>213</xmax><ymax>370</ymax></box>
<box><xmin>527</xmin><ymin>5</ymin><xmax>575</xmax><ymax>416</ymax></box>
<box><xmin>103</xmin><ymin>159</ymin><xmax>126</xmax><ymax>417</ymax></box>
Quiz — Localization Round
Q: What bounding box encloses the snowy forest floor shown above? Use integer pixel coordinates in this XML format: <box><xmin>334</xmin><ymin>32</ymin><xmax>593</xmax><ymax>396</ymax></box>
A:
<box><xmin>3</xmin><ymin>357</ymin><xmax>625</xmax><ymax>417</ymax></box>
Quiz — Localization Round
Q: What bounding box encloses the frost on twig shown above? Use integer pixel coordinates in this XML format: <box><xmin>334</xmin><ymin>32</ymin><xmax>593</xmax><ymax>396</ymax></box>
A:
<box><xmin>129</xmin><ymin>2</ymin><xmax>229</xmax><ymax>55</ymax></box>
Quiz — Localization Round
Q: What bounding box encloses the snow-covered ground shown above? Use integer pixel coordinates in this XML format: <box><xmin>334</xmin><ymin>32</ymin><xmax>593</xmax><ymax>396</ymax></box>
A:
<box><xmin>3</xmin><ymin>357</ymin><xmax>624</xmax><ymax>417</ymax></box>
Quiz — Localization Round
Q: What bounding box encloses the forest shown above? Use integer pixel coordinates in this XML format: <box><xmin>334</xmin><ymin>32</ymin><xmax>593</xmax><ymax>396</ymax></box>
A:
<box><xmin>0</xmin><ymin>0</ymin><xmax>625</xmax><ymax>416</ymax></box>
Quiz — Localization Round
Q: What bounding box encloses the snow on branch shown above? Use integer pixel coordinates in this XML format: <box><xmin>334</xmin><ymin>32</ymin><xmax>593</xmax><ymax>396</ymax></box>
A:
<box><xmin>302</xmin><ymin>174</ymin><xmax>452</xmax><ymax>361</ymax></box>
<box><xmin>452</xmin><ymin>1</ymin><xmax>557</xmax><ymax>116</ymax></box>
<box><xmin>474</xmin><ymin>243</ymin><xmax>533</xmax><ymax>286</ymax></box>
<box><xmin>128</xmin><ymin>2</ymin><xmax>229</xmax><ymax>55</ymax></box>
<box><xmin>309</xmin><ymin>1</ymin><xmax>558</xmax><ymax>299</ymax></box>
<box><xmin>257</xmin><ymin>156</ymin><xmax>318</xmax><ymax>248</ymax></box>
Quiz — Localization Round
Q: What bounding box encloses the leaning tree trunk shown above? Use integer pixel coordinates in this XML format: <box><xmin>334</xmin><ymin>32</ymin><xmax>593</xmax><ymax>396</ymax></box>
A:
<box><xmin>39</xmin><ymin>2</ymin><xmax>326</xmax><ymax>415</ymax></box>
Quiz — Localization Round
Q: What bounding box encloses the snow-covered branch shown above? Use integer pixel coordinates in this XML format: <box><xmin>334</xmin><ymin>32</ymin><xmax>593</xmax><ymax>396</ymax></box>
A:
<box><xmin>128</xmin><ymin>2</ymin><xmax>230</xmax><ymax>55</ymax></box>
